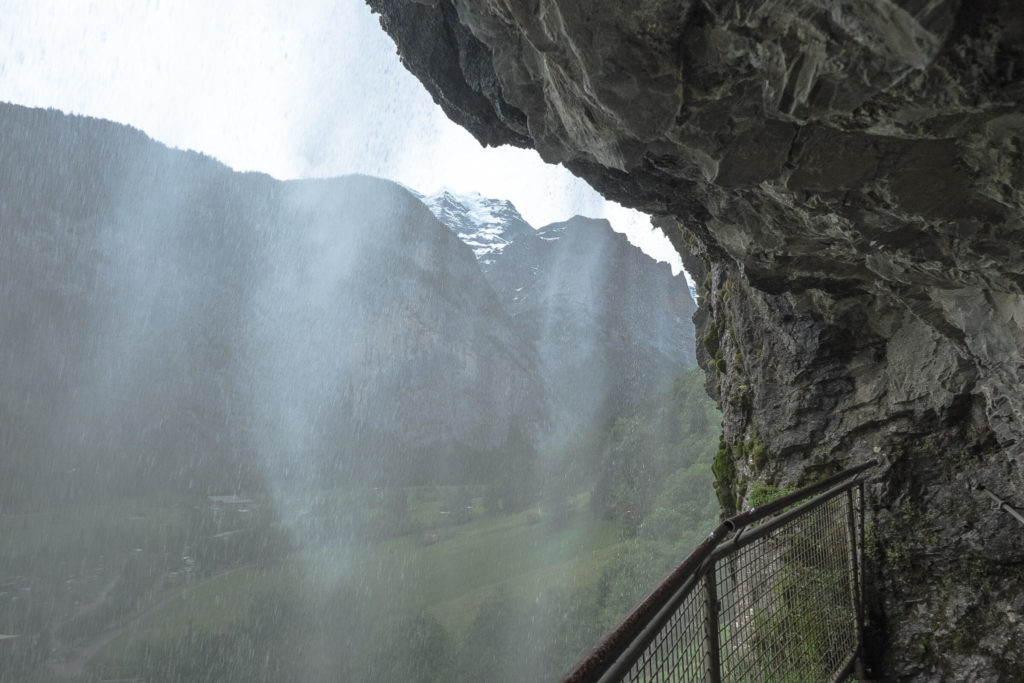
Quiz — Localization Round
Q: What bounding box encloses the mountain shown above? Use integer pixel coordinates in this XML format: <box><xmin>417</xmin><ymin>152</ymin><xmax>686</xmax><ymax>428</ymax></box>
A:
<box><xmin>421</xmin><ymin>189</ymin><xmax>533</xmax><ymax>266</ymax></box>
<box><xmin>427</xmin><ymin>194</ymin><xmax>697</xmax><ymax>435</ymax></box>
<box><xmin>0</xmin><ymin>102</ymin><xmax>696</xmax><ymax>513</ymax></box>
<box><xmin>0</xmin><ymin>104</ymin><xmax>548</xmax><ymax>508</ymax></box>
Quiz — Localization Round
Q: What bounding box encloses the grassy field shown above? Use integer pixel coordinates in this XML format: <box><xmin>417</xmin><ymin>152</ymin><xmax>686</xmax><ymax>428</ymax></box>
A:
<box><xmin>90</xmin><ymin>493</ymin><xmax>624</xmax><ymax>671</ymax></box>
<box><xmin>0</xmin><ymin>501</ymin><xmax>187</xmax><ymax>628</ymax></box>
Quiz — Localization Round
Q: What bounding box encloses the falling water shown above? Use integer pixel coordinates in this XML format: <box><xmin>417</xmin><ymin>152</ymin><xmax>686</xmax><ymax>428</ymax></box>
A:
<box><xmin>0</xmin><ymin>2</ymin><xmax>715</xmax><ymax>681</ymax></box>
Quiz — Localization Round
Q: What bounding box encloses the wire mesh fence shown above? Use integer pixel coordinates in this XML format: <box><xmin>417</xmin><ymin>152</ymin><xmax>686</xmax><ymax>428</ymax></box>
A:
<box><xmin>563</xmin><ymin>463</ymin><xmax>873</xmax><ymax>683</ymax></box>
<box><xmin>715</xmin><ymin>493</ymin><xmax>858</xmax><ymax>682</ymax></box>
<box><xmin>622</xmin><ymin>578</ymin><xmax>706</xmax><ymax>682</ymax></box>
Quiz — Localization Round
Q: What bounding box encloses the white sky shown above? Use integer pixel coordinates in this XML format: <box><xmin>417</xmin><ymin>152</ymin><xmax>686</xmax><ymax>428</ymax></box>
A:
<box><xmin>0</xmin><ymin>0</ymin><xmax>687</xmax><ymax>279</ymax></box>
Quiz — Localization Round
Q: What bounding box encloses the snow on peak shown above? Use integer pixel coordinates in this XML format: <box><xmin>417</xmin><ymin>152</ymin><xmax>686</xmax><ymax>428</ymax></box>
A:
<box><xmin>424</xmin><ymin>189</ymin><xmax>534</xmax><ymax>259</ymax></box>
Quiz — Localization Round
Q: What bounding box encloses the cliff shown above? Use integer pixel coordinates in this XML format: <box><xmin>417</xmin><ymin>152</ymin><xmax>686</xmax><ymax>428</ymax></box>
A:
<box><xmin>424</xmin><ymin>188</ymin><xmax>697</xmax><ymax>434</ymax></box>
<box><xmin>366</xmin><ymin>1</ymin><xmax>1024</xmax><ymax>677</ymax></box>
<box><xmin>0</xmin><ymin>103</ymin><xmax>548</xmax><ymax>501</ymax></box>
<box><xmin>483</xmin><ymin>216</ymin><xmax>696</xmax><ymax>435</ymax></box>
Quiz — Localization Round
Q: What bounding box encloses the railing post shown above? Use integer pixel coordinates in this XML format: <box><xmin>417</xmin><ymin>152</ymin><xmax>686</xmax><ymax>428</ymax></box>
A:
<box><xmin>846</xmin><ymin>486</ymin><xmax>865</xmax><ymax>679</ymax></box>
<box><xmin>702</xmin><ymin>560</ymin><xmax>721</xmax><ymax>683</ymax></box>
<box><xmin>560</xmin><ymin>462</ymin><xmax>876</xmax><ymax>683</ymax></box>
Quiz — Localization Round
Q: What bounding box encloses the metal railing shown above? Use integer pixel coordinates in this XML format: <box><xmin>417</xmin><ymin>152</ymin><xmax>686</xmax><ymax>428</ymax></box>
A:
<box><xmin>974</xmin><ymin>482</ymin><xmax>1024</xmax><ymax>527</ymax></box>
<box><xmin>563</xmin><ymin>461</ymin><xmax>876</xmax><ymax>683</ymax></box>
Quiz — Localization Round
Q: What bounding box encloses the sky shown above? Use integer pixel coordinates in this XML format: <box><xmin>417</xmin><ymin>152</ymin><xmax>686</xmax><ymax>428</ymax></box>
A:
<box><xmin>0</xmin><ymin>0</ymin><xmax>686</xmax><ymax>278</ymax></box>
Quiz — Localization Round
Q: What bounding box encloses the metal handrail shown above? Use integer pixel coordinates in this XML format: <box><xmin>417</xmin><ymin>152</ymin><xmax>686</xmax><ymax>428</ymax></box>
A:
<box><xmin>561</xmin><ymin>459</ymin><xmax>877</xmax><ymax>683</ymax></box>
<box><xmin>975</xmin><ymin>483</ymin><xmax>1024</xmax><ymax>527</ymax></box>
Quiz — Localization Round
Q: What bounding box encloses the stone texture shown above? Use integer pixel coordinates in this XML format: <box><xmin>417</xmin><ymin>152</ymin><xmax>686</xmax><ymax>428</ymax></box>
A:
<box><xmin>367</xmin><ymin>0</ymin><xmax>1024</xmax><ymax>677</ymax></box>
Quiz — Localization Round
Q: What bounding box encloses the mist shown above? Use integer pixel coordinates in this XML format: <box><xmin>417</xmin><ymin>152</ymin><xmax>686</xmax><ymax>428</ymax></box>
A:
<box><xmin>0</xmin><ymin>5</ymin><xmax>714</xmax><ymax>682</ymax></box>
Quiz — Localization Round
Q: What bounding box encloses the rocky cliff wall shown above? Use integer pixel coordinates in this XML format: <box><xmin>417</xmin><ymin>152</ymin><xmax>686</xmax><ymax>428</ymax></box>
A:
<box><xmin>367</xmin><ymin>0</ymin><xmax>1024</xmax><ymax>677</ymax></box>
<box><xmin>484</xmin><ymin>216</ymin><xmax>697</xmax><ymax>436</ymax></box>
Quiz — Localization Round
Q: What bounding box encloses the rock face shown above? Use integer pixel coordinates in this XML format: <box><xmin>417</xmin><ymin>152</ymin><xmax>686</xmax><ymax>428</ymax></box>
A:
<box><xmin>0</xmin><ymin>103</ymin><xmax>547</xmax><ymax>502</ymax></box>
<box><xmin>425</xmin><ymin>191</ymin><xmax>696</xmax><ymax>436</ymax></box>
<box><xmin>367</xmin><ymin>0</ymin><xmax>1024</xmax><ymax>677</ymax></box>
<box><xmin>483</xmin><ymin>216</ymin><xmax>696</xmax><ymax>435</ymax></box>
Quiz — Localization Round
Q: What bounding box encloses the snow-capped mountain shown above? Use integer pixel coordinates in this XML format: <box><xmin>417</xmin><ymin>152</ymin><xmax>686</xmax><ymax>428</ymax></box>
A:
<box><xmin>425</xmin><ymin>191</ymin><xmax>698</xmax><ymax>435</ymax></box>
<box><xmin>422</xmin><ymin>189</ymin><xmax>534</xmax><ymax>265</ymax></box>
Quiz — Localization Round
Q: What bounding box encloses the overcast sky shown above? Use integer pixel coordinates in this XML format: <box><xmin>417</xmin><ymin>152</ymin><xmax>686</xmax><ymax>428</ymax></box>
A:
<box><xmin>0</xmin><ymin>0</ymin><xmax>685</xmax><ymax>277</ymax></box>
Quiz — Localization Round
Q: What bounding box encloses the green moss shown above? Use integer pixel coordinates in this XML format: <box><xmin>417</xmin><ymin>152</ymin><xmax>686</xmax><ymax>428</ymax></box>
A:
<box><xmin>681</xmin><ymin>226</ymin><xmax>698</xmax><ymax>249</ymax></box>
<box><xmin>722</xmin><ymin>278</ymin><xmax>735</xmax><ymax>305</ymax></box>
<box><xmin>749</xmin><ymin>440</ymin><xmax>769</xmax><ymax>470</ymax></box>
<box><xmin>729</xmin><ymin>433</ymin><xmax>768</xmax><ymax>471</ymax></box>
<box><xmin>703</xmin><ymin>325</ymin><xmax>720</xmax><ymax>357</ymax></box>
<box><xmin>864</xmin><ymin>522</ymin><xmax>878</xmax><ymax>562</ymax></box>
<box><xmin>721</xmin><ymin>319</ymin><xmax>743</xmax><ymax>373</ymax></box>
<box><xmin>731</xmin><ymin>382</ymin><xmax>751</xmax><ymax>405</ymax></box>
<box><xmin>712</xmin><ymin>438</ymin><xmax>738</xmax><ymax>512</ymax></box>
<box><xmin>883</xmin><ymin>500</ymin><xmax>928</xmax><ymax>569</ymax></box>
<box><xmin>955</xmin><ymin>449</ymin><xmax>979</xmax><ymax>468</ymax></box>
<box><xmin>748</xmin><ymin>484</ymin><xmax>795</xmax><ymax>508</ymax></box>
